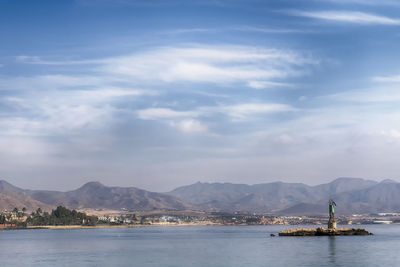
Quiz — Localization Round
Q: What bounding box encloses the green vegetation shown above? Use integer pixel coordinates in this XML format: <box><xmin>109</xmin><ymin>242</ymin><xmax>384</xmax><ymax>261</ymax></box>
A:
<box><xmin>0</xmin><ymin>214</ymin><xmax>6</xmax><ymax>224</ymax></box>
<box><xmin>27</xmin><ymin>206</ymin><xmax>98</xmax><ymax>226</ymax></box>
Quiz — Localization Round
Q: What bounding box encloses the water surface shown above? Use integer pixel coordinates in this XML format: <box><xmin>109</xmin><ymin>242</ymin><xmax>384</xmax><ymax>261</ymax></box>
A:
<box><xmin>0</xmin><ymin>225</ymin><xmax>397</xmax><ymax>266</ymax></box>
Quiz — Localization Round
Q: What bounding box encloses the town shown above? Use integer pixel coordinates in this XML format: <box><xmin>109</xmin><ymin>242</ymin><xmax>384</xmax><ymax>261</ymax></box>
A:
<box><xmin>0</xmin><ymin>206</ymin><xmax>399</xmax><ymax>229</ymax></box>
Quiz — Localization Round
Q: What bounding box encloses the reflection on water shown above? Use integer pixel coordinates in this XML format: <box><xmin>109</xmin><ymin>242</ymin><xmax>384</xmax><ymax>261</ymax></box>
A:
<box><xmin>328</xmin><ymin>236</ymin><xmax>337</xmax><ymax>265</ymax></box>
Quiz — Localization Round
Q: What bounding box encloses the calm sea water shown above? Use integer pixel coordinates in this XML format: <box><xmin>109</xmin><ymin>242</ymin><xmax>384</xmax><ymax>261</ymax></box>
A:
<box><xmin>0</xmin><ymin>224</ymin><xmax>398</xmax><ymax>266</ymax></box>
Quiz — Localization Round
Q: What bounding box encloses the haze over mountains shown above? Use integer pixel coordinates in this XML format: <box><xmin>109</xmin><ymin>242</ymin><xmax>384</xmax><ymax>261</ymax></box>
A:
<box><xmin>0</xmin><ymin>178</ymin><xmax>399</xmax><ymax>215</ymax></box>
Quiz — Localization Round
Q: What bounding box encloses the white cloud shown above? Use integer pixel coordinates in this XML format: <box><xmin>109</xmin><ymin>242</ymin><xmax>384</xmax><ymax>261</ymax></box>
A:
<box><xmin>234</xmin><ymin>26</ymin><xmax>313</xmax><ymax>34</ymax></box>
<box><xmin>247</xmin><ymin>80</ymin><xmax>292</xmax><ymax>89</ymax></box>
<box><xmin>0</xmin><ymin>104</ymin><xmax>113</xmax><ymax>137</ymax></box>
<box><xmin>0</xmin><ymin>78</ymin><xmax>153</xmax><ymax>137</ymax></box>
<box><xmin>327</xmin><ymin>86</ymin><xmax>400</xmax><ymax>103</ymax></box>
<box><xmin>4</xmin><ymin>45</ymin><xmax>304</xmax><ymax>143</ymax></box>
<box><xmin>75</xmin><ymin>88</ymin><xmax>156</xmax><ymax>103</ymax></box>
<box><xmin>292</xmin><ymin>10</ymin><xmax>400</xmax><ymax>25</ymax></box>
<box><xmin>323</xmin><ymin>0</ymin><xmax>400</xmax><ymax>6</ymax></box>
<box><xmin>137</xmin><ymin>103</ymin><xmax>296</xmax><ymax>122</ymax></box>
<box><xmin>298</xmin><ymin>95</ymin><xmax>307</xmax><ymax>101</ymax></box>
<box><xmin>216</xmin><ymin>103</ymin><xmax>297</xmax><ymax>120</ymax></box>
<box><xmin>380</xmin><ymin>129</ymin><xmax>400</xmax><ymax>141</ymax></box>
<box><xmin>276</xmin><ymin>134</ymin><xmax>294</xmax><ymax>144</ymax></box>
<box><xmin>96</xmin><ymin>45</ymin><xmax>314</xmax><ymax>88</ymax></box>
<box><xmin>373</xmin><ymin>74</ymin><xmax>400</xmax><ymax>82</ymax></box>
<box><xmin>41</xmin><ymin>104</ymin><xmax>112</xmax><ymax>132</ymax></box>
<box><xmin>15</xmin><ymin>45</ymin><xmax>315</xmax><ymax>90</ymax></box>
<box><xmin>0</xmin><ymin>75</ymin><xmax>105</xmax><ymax>91</ymax></box>
<box><xmin>166</xmin><ymin>28</ymin><xmax>218</xmax><ymax>34</ymax></box>
<box><xmin>16</xmin><ymin>55</ymin><xmax>100</xmax><ymax>65</ymax></box>
<box><xmin>137</xmin><ymin>108</ymin><xmax>198</xmax><ymax>120</ymax></box>
<box><xmin>170</xmin><ymin>119</ymin><xmax>209</xmax><ymax>134</ymax></box>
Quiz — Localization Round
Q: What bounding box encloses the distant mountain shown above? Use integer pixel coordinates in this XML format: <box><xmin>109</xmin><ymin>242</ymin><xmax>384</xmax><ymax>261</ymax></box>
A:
<box><xmin>313</xmin><ymin>177</ymin><xmax>378</xmax><ymax>196</ymax></box>
<box><xmin>277</xmin><ymin>203</ymin><xmax>326</xmax><ymax>215</ymax></box>
<box><xmin>169</xmin><ymin>177</ymin><xmax>391</xmax><ymax>215</ymax></box>
<box><xmin>0</xmin><ymin>180</ymin><xmax>193</xmax><ymax>212</ymax></box>
<box><xmin>27</xmin><ymin>181</ymin><xmax>193</xmax><ymax>211</ymax></box>
<box><xmin>169</xmin><ymin>181</ymin><xmax>320</xmax><ymax>213</ymax></box>
<box><xmin>0</xmin><ymin>180</ymin><xmax>25</xmax><ymax>194</ymax></box>
<box><xmin>2</xmin><ymin>177</ymin><xmax>400</xmax><ymax>214</ymax></box>
<box><xmin>332</xmin><ymin>181</ymin><xmax>400</xmax><ymax>214</ymax></box>
<box><xmin>0</xmin><ymin>180</ymin><xmax>53</xmax><ymax>211</ymax></box>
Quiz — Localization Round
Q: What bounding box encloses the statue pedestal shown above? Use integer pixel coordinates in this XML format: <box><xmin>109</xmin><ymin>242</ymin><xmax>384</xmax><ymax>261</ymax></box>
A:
<box><xmin>328</xmin><ymin>220</ymin><xmax>337</xmax><ymax>230</ymax></box>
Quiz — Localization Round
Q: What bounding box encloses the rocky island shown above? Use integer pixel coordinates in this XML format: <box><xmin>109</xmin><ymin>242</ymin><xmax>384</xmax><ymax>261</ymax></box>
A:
<box><xmin>278</xmin><ymin>199</ymin><xmax>373</xmax><ymax>236</ymax></box>
<box><xmin>279</xmin><ymin>227</ymin><xmax>372</xmax><ymax>236</ymax></box>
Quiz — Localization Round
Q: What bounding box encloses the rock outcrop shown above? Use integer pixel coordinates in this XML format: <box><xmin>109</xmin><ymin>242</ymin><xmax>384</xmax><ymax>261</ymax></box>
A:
<box><xmin>279</xmin><ymin>227</ymin><xmax>373</xmax><ymax>236</ymax></box>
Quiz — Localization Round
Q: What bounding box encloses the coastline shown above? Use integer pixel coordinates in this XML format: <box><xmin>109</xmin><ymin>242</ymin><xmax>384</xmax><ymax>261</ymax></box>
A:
<box><xmin>0</xmin><ymin>223</ymin><xmax>386</xmax><ymax>231</ymax></box>
<box><xmin>25</xmin><ymin>222</ymin><xmax>223</xmax><ymax>230</ymax></box>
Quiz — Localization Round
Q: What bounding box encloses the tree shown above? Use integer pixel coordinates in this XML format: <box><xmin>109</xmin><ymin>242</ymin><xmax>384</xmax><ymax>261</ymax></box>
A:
<box><xmin>0</xmin><ymin>214</ymin><xmax>6</xmax><ymax>224</ymax></box>
<box><xmin>13</xmin><ymin>207</ymin><xmax>18</xmax><ymax>213</ymax></box>
<box><xmin>26</xmin><ymin>206</ymin><xmax>98</xmax><ymax>226</ymax></box>
<box><xmin>22</xmin><ymin>207</ymin><xmax>27</xmax><ymax>213</ymax></box>
<box><xmin>36</xmin><ymin>208</ymin><xmax>42</xmax><ymax>215</ymax></box>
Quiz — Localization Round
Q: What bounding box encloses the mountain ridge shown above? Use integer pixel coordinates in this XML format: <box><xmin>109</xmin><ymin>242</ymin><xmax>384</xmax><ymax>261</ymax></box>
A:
<box><xmin>0</xmin><ymin>180</ymin><xmax>194</xmax><ymax>212</ymax></box>
<box><xmin>168</xmin><ymin>177</ymin><xmax>390</xmax><ymax>214</ymax></box>
<box><xmin>0</xmin><ymin>177</ymin><xmax>398</xmax><ymax>215</ymax></box>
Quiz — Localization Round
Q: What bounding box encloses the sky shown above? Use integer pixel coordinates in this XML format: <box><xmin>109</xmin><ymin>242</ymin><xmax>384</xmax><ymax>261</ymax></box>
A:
<box><xmin>1</xmin><ymin>0</ymin><xmax>400</xmax><ymax>191</ymax></box>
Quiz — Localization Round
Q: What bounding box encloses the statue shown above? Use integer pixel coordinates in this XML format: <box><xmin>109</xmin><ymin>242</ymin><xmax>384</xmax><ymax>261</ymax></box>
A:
<box><xmin>328</xmin><ymin>199</ymin><xmax>337</xmax><ymax>229</ymax></box>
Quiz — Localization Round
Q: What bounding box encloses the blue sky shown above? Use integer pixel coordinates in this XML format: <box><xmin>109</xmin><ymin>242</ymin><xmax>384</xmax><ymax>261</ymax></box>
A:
<box><xmin>1</xmin><ymin>0</ymin><xmax>400</xmax><ymax>191</ymax></box>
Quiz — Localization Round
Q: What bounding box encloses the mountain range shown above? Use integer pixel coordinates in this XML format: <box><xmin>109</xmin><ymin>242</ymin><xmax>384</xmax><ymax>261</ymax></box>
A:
<box><xmin>0</xmin><ymin>177</ymin><xmax>399</xmax><ymax>215</ymax></box>
<box><xmin>0</xmin><ymin>180</ymin><xmax>192</xmax><ymax>212</ymax></box>
<box><xmin>169</xmin><ymin>178</ymin><xmax>396</xmax><ymax>214</ymax></box>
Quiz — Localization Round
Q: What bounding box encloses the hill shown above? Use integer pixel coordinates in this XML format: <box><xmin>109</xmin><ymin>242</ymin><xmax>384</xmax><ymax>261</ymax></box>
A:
<box><xmin>27</xmin><ymin>181</ymin><xmax>193</xmax><ymax>211</ymax></box>
<box><xmin>2</xmin><ymin>177</ymin><xmax>400</xmax><ymax>215</ymax></box>
<box><xmin>0</xmin><ymin>180</ymin><xmax>193</xmax><ymax>212</ymax></box>
<box><xmin>0</xmin><ymin>180</ymin><xmax>53</xmax><ymax>211</ymax></box>
<box><xmin>169</xmin><ymin>177</ymin><xmax>389</xmax><ymax>214</ymax></box>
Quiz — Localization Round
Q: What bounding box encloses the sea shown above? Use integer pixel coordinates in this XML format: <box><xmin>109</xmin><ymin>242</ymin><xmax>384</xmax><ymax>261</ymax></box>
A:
<box><xmin>0</xmin><ymin>224</ymin><xmax>398</xmax><ymax>266</ymax></box>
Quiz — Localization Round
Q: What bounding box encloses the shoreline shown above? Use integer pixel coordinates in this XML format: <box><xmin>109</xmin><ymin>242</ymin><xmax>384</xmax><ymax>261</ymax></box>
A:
<box><xmin>0</xmin><ymin>223</ymin><xmax>391</xmax><ymax>231</ymax></box>
<box><xmin>25</xmin><ymin>223</ymin><xmax>223</xmax><ymax>230</ymax></box>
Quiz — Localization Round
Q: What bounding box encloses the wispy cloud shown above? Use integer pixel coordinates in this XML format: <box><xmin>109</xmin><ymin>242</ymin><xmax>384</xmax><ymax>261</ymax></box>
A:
<box><xmin>166</xmin><ymin>28</ymin><xmax>218</xmax><ymax>34</ymax></box>
<box><xmin>137</xmin><ymin>103</ymin><xmax>296</xmax><ymax>122</ymax></box>
<box><xmin>100</xmin><ymin>45</ymin><xmax>315</xmax><ymax>89</ymax></box>
<box><xmin>234</xmin><ymin>26</ymin><xmax>313</xmax><ymax>34</ymax></box>
<box><xmin>213</xmin><ymin>103</ymin><xmax>297</xmax><ymax>120</ymax></box>
<box><xmin>373</xmin><ymin>74</ymin><xmax>400</xmax><ymax>82</ymax></box>
<box><xmin>165</xmin><ymin>26</ymin><xmax>313</xmax><ymax>37</ymax></box>
<box><xmin>0</xmin><ymin>76</ymin><xmax>154</xmax><ymax>137</ymax></box>
<box><xmin>20</xmin><ymin>45</ymin><xmax>315</xmax><ymax>90</ymax></box>
<box><xmin>0</xmin><ymin>75</ymin><xmax>105</xmax><ymax>91</ymax></box>
<box><xmin>322</xmin><ymin>0</ymin><xmax>400</xmax><ymax>6</ymax></box>
<box><xmin>291</xmin><ymin>10</ymin><xmax>400</xmax><ymax>25</ymax></box>
<box><xmin>247</xmin><ymin>80</ymin><xmax>293</xmax><ymax>89</ymax></box>
<box><xmin>137</xmin><ymin>108</ymin><xmax>198</xmax><ymax>120</ymax></box>
<box><xmin>134</xmin><ymin>102</ymin><xmax>297</xmax><ymax>136</ymax></box>
<box><xmin>3</xmin><ymin>44</ymin><xmax>310</xmax><ymax>143</ymax></box>
<box><xmin>16</xmin><ymin>56</ymin><xmax>101</xmax><ymax>65</ymax></box>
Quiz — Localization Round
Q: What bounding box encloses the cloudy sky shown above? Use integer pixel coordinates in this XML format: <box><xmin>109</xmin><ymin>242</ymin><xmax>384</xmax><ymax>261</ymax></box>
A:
<box><xmin>1</xmin><ymin>0</ymin><xmax>400</xmax><ymax>191</ymax></box>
